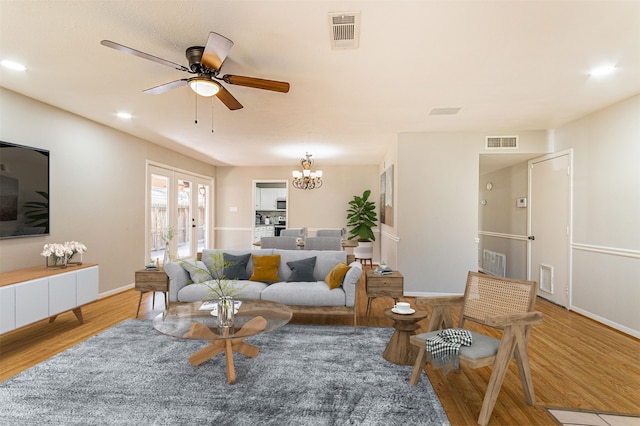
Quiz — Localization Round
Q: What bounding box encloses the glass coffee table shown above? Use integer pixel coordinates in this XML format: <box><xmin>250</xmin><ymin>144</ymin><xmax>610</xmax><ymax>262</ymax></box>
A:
<box><xmin>153</xmin><ymin>299</ymin><xmax>292</xmax><ymax>384</ymax></box>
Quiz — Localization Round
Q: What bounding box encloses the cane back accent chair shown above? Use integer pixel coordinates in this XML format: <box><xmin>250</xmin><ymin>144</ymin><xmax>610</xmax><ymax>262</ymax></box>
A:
<box><xmin>409</xmin><ymin>271</ymin><xmax>543</xmax><ymax>426</ymax></box>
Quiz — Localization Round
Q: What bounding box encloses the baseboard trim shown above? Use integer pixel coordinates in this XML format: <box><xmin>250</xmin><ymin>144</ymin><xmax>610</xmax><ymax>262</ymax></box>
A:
<box><xmin>98</xmin><ymin>282</ymin><xmax>134</xmax><ymax>300</ymax></box>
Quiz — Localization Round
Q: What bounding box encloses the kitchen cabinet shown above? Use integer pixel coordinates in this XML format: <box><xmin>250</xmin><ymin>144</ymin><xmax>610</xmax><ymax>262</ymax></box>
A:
<box><xmin>253</xmin><ymin>225</ymin><xmax>275</xmax><ymax>242</ymax></box>
<box><xmin>256</xmin><ymin>188</ymin><xmax>286</xmax><ymax>210</ymax></box>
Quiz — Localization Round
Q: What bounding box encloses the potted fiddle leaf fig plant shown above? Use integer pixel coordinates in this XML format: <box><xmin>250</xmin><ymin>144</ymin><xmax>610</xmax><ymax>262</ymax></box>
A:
<box><xmin>346</xmin><ymin>189</ymin><xmax>378</xmax><ymax>242</ymax></box>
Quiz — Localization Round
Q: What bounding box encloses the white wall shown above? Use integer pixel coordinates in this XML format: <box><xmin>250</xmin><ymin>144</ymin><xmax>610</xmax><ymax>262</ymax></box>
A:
<box><xmin>553</xmin><ymin>94</ymin><xmax>640</xmax><ymax>337</ymax></box>
<box><xmin>397</xmin><ymin>130</ymin><xmax>549</xmax><ymax>295</ymax></box>
<box><xmin>0</xmin><ymin>89</ymin><xmax>216</xmax><ymax>295</ymax></box>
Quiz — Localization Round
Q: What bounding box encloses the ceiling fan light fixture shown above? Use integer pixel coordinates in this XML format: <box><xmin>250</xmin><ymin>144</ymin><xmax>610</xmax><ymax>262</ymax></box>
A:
<box><xmin>188</xmin><ymin>77</ymin><xmax>221</xmax><ymax>97</ymax></box>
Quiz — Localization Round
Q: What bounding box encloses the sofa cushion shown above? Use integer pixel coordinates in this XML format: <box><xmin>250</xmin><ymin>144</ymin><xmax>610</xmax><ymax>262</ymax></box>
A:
<box><xmin>324</xmin><ymin>262</ymin><xmax>351</xmax><ymax>289</ymax></box>
<box><xmin>250</xmin><ymin>254</ymin><xmax>281</xmax><ymax>283</ymax></box>
<box><xmin>223</xmin><ymin>252</ymin><xmax>251</xmax><ymax>280</ymax></box>
<box><xmin>180</xmin><ymin>260</ymin><xmax>213</xmax><ymax>283</ymax></box>
<box><xmin>261</xmin><ymin>281</ymin><xmax>346</xmax><ymax>306</ymax></box>
<box><xmin>273</xmin><ymin>249</ymin><xmax>346</xmax><ymax>281</ymax></box>
<box><xmin>178</xmin><ymin>280</ymin><xmax>268</xmax><ymax>303</ymax></box>
<box><xmin>286</xmin><ymin>256</ymin><xmax>317</xmax><ymax>282</ymax></box>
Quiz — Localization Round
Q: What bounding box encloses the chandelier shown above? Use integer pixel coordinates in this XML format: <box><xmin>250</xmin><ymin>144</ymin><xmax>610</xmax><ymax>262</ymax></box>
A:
<box><xmin>292</xmin><ymin>153</ymin><xmax>323</xmax><ymax>190</ymax></box>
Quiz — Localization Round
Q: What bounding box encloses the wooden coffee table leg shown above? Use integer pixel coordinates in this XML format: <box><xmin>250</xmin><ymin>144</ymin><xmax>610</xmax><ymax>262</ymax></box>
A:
<box><xmin>189</xmin><ymin>341</ymin><xmax>226</xmax><ymax>366</ymax></box>
<box><xmin>186</xmin><ymin>316</ymin><xmax>267</xmax><ymax>384</ymax></box>
<box><xmin>225</xmin><ymin>340</ymin><xmax>236</xmax><ymax>384</ymax></box>
<box><xmin>232</xmin><ymin>341</ymin><xmax>260</xmax><ymax>358</ymax></box>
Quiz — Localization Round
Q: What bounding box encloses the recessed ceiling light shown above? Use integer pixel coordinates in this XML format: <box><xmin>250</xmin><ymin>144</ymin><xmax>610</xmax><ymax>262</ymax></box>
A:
<box><xmin>589</xmin><ymin>64</ymin><xmax>617</xmax><ymax>77</ymax></box>
<box><xmin>116</xmin><ymin>112</ymin><xmax>132</xmax><ymax>119</ymax></box>
<box><xmin>1</xmin><ymin>60</ymin><xmax>27</xmax><ymax>71</ymax></box>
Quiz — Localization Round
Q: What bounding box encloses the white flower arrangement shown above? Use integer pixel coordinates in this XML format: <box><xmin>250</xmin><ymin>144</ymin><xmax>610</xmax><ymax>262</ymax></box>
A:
<box><xmin>41</xmin><ymin>241</ymin><xmax>88</xmax><ymax>267</ymax></box>
<box><xmin>65</xmin><ymin>241</ymin><xmax>87</xmax><ymax>255</ymax></box>
<box><xmin>41</xmin><ymin>243</ymin><xmax>73</xmax><ymax>259</ymax></box>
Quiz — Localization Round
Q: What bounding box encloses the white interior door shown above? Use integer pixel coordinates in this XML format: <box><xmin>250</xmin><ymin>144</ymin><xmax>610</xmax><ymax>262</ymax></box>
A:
<box><xmin>528</xmin><ymin>151</ymin><xmax>572</xmax><ymax>307</ymax></box>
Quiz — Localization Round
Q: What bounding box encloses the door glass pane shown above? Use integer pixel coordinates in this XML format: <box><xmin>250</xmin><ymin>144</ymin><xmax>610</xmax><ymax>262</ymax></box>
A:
<box><xmin>150</xmin><ymin>174</ymin><xmax>169</xmax><ymax>264</ymax></box>
<box><xmin>177</xmin><ymin>179</ymin><xmax>192</xmax><ymax>259</ymax></box>
<box><xmin>197</xmin><ymin>183</ymin><xmax>209</xmax><ymax>252</ymax></box>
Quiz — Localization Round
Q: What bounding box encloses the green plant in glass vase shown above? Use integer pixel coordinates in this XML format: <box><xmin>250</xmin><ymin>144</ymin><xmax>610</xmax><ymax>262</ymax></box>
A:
<box><xmin>202</xmin><ymin>251</ymin><xmax>246</xmax><ymax>331</ymax></box>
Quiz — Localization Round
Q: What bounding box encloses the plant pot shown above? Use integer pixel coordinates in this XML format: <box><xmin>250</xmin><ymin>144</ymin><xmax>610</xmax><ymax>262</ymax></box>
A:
<box><xmin>354</xmin><ymin>241</ymin><xmax>374</xmax><ymax>266</ymax></box>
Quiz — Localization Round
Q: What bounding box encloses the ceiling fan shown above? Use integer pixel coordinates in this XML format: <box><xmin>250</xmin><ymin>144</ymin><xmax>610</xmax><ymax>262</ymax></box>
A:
<box><xmin>100</xmin><ymin>32</ymin><xmax>290</xmax><ymax>111</ymax></box>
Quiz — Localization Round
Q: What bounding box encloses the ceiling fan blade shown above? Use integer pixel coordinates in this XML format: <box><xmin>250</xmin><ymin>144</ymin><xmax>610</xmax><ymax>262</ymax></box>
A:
<box><xmin>100</xmin><ymin>40</ymin><xmax>190</xmax><ymax>73</ymax></box>
<box><xmin>215</xmin><ymin>86</ymin><xmax>243</xmax><ymax>110</ymax></box>
<box><xmin>222</xmin><ymin>74</ymin><xmax>290</xmax><ymax>93</ymax></box>
<box><xmin>143</xmin><ymin>79</ymin><xmax>188</xmax><ymax>95</ymax></box>
<box><xmin>201</xmin><ymin>32</ymin><xmax>234</xmax><ymax>71</ymax></box>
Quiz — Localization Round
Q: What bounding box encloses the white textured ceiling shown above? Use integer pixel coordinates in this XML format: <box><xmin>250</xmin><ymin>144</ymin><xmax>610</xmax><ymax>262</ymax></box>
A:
<box><xmin>1</xmin><ymin>1</ymin><xmax>639</xmax><ymax>168</ymax></box>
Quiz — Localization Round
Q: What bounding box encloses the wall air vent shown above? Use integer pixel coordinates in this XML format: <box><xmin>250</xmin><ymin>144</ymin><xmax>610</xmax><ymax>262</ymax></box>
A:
<box><xmin>328</xmin><ymin>12</ymin><xmax>360</xmax><ymax>49</ymax></box>
<box><xmin>486</xmin><ymin>136</ymin><xmax>518</xmax><ymax>149</ymax></box>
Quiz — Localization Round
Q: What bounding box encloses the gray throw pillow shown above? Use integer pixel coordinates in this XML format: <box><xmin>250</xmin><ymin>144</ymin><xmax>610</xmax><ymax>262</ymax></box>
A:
<box><xmin>223</xmin><ymin>253</ymin><xmax>251</xmax><ymax>280</ymax></box>
<box><xmin>286</xmin><ymin>256</ymin><xmax>317</xmax><ymax>282</ymax></box>
<box><xmin>180</xmin><ymin>260</ymin><xmax>213</xmax><ymax>283</ymax></box>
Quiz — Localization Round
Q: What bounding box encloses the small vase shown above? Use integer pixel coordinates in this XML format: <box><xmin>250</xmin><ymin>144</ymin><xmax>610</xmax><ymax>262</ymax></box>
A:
<box><xmin>162</xmin><ymin>242</ymin><xmax>170</xmax><ymax>266</ymax></box>
<box><xmin>217</xmin><ymin>296</ymin><xmax>235</xmax><ymax>335</ymax></box>
<box><xmin>67</xmin><ymin>251</ymin><xmax>83</xmax><ymax>265</ymax></box>
<box><xmin>46</xmin><ymin>255</ymin><xmax>67</xmax><ymax>269</ymax></box>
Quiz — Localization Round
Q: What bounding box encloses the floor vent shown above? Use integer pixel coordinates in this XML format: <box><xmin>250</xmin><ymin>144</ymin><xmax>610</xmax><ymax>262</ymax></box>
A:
<box><xmin>539</xmin><ymin>264</ymin><xmax>554</xmax><ymax>293</ymax></box>
<box><xmin>328</xmin><ymin>12</ymin><xmax>360</xmax><ymax>49</ymax></box>
<box><xmin>482</xmin><ymin>249</ymin><xmax>506</xmax><ymax>277</ymax></box>
<box><xmin>486</xmin><ymin>136</ymin><xmax>518</xmax><ymax>149</ymax></box>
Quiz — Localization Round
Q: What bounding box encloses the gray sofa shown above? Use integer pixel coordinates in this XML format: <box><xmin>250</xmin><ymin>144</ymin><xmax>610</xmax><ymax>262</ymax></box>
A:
<box><xmin>164</xmin><ymin>249</ymin><xmax>362</xmax><ymax>323</ymax></box>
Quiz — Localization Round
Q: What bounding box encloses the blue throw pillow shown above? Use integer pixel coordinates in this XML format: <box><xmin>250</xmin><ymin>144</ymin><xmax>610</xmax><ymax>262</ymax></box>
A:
<box><xmin>223</xmin><ymin>253</ymin><xmax>251</xmax><ymax>280</ymax></box>
<box><xmin>286</xmin><ymin>256</ymin><xmax>317</xmax><ymax>282</ymax></box>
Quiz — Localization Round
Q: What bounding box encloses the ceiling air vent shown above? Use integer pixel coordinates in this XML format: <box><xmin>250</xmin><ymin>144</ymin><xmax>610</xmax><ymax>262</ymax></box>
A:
<box><xmin>429</xmin><ymin>107</ymin><xmax>461</xmax><ymax>116</ymax></box>
<box><xmin>328</xmin><ymin>12</ymin><xmax>360</xmax><ymax>49</ymax></box>
<box><xmin>486</xmin><ymin>136</ymin><xmax>518</xmax><ymax>149</ymax></box>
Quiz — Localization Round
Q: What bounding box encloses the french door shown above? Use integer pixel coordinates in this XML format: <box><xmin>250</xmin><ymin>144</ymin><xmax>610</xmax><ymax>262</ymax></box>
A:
<box><xmin>147</xmin><ymin>164</ymin><xmax>213</xmax><ymax>264</ymax></box>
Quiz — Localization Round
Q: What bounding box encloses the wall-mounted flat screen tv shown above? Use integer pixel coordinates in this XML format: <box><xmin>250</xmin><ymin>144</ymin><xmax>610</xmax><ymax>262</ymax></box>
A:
<box><xmin>0</xmin><ymin>141</ymin><xmax>50</xmax><ymax>239</ymax></box>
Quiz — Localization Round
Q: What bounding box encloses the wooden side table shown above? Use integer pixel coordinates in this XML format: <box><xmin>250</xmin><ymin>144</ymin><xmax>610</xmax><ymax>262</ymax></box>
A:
<box><xmin>135</xmin><ymin>269</ymin><xmax>169</xmax><ymax>318</ymax></box>
<box><xmin>365</xmin><ymin>270</ymin><xmax>404</xmax><ymax>321</ymax></box>
<box><xmin>382</xmin><ymin>308</ymin><xmax>428</xmax><ymax>365</ymax></box>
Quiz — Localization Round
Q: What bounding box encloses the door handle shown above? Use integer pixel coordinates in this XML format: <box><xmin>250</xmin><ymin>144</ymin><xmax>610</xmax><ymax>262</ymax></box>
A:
<box><xmin>528</xmin><ymin>236</ymin><xmax>535</xmax><ymax>240</ymax></box>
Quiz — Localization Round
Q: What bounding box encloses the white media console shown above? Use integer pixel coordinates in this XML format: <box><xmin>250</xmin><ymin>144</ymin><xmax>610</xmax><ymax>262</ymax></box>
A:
<box><xmin>0</xmin><ymin>263</ymin><xmax>99</xmax><ymax>334</ymax></box>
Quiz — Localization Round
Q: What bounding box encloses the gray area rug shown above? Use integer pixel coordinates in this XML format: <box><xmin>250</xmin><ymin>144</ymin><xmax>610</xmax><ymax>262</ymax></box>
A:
<box><xmin>0</xmin><ymin>320</ymin><xmax>449</xmax><ymax>425</ymax></box>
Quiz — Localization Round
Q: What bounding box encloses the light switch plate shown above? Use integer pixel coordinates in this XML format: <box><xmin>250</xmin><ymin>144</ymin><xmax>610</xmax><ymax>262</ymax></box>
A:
<box><xmin>517</xmin><ymin>197</ymin><xmax>527</xmax><ymax>208</ymax></box>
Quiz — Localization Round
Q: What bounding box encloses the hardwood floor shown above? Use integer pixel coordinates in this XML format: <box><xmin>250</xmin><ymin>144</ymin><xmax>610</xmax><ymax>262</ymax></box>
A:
<box><xmin>1</xmin><ymin>267</ymin><xmax>639</xmax><ymax>425</ymax></box>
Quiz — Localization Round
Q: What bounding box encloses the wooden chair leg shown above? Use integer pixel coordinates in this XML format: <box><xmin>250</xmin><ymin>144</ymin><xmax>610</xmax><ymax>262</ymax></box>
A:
<box><xmin>478</xmin><ymin>330</ymin><xmax>517</xmax><ymax>426</ymax></box>
<box><xmin>409</xmin><ymin>344</ymin><xmax>428</xmax><ymax>385</ymax></box>
<box><xmin>513</xmin><ymin>326</ymin><xmax>536</xmax><ymax>405</ymax></box>
<box><xmin>427</xmin><ymin>305</ymin><xmax>454</xmax><ymax>332</ymax></box>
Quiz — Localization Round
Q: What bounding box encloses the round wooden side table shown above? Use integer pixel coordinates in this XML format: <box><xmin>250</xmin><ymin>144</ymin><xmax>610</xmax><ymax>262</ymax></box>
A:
<box><xmin>382</xmin><ymin>308</ymin><xmax>428</xmax><ymax>365</ymax></box>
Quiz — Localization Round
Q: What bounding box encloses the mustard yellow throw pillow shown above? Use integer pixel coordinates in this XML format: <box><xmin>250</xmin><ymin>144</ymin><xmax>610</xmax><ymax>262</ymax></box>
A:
<box><xmin>324</xmin><ymin>262</ymin><xmax>351</xmax><ymax>289</ymax></box>
<box><xmin>250</xmin><ymin>254</ymin><xmax>281</xmax><ymax>283</ymax></box>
